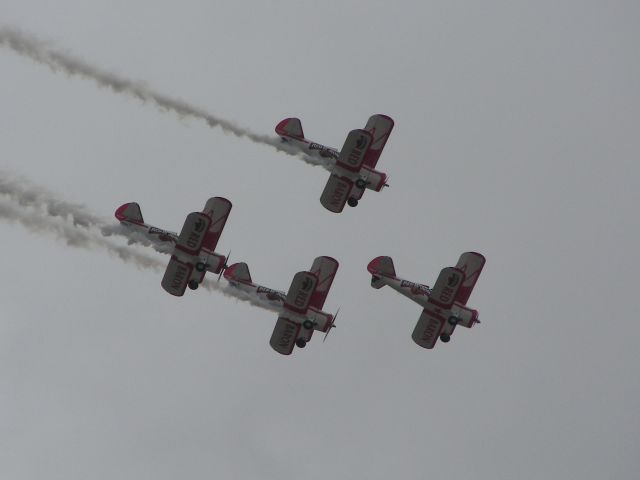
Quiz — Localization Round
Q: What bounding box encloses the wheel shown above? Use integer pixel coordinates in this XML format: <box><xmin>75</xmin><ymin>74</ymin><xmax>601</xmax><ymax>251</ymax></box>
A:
<box><xmin>448</xmin><ymin>316</ymin><xmax>458</xmax><ymax>326</ymax></box>
<box><xmin>355</xmin><ymin>179</ymin><xmax>367</xmax><ymax>189</ymax></box>
<box><xmin>440</xmin><ymin>333</ymin><xmax>451</xmax><ymax>343</ymax></box>
<box><xmin>296</xmin><ymin>338</ymin><xmax>307</xmax><ymax>348</ymax></box>
<box><xmin>302</xmin><ymin>320</ymin><xmax>314</xmax><ymax>330</ymax></box>
<box><xmin>195</xmin><ymin>262</ymin><xmax>207</xmax><ymax>272</ymax></box>
<box><xmin>347</xmin><ymin>197</ymin><xmax>358</xmax><ymax>207</ymax></box>
<box><xmin>188</xmin><ymin>280</ymin><xmax>199</xmax><ymax>290</ymax></box>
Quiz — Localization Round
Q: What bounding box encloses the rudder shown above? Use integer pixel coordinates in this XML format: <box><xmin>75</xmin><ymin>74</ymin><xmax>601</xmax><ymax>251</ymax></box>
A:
<box><xmin>114</xmin><ymin>202</ymin><xmax>144</xmax><ymax>224</ymax></box>
<box><xmin>275</xmin><ymin>118</ymin><xmax>305</xmax><ymax>140</ymax></box>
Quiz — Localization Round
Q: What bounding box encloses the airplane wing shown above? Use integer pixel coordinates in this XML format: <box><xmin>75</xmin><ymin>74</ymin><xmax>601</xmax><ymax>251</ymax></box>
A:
<box><xmin>335</xmin><ymin>129</ymin><xmax>373</xmax><ymax>172</ymax></box>
<box><xmin>427</xmin><ymin>266</ymin><xmax>466</xmax><ymax>310</ymax></box>
<box><xmin>161</xmin><ymin>255</ymin><xmax>193</xmax><ymax>297</ymax></box>
<box><xmin>320</xmin><ymin>174</ymin><xmax>353</xmax><ymax>213</ymax></box>
<box><xmin>363</xmin><ymin>114</ymin><xmax>394</xmax><ymax>168</ymax></box>
<box><xmin>270</xmin><ymin>317</ymin><xmax>301</xmax><ymax>355</ymax></box>
<box><xmin>412</xmin><ymin>304</ymin><xmax>446</xmax><ymax>349</ymax></box>
<box><xmin>173</xmin><ymin>212</ymin><xmax>211</xmax><ymax>257</ymax></box>
<box><xmin>200</xmin><ymin>197</ymin><xmax>232</xmax><ymax>254</ymax></box>
<box><xmin>454</xmin><ymin>252</ymin><xmax>486</xmax><ymax>305</ymax></box>
<box><xmin>283</xmin><ymin>271</ymin><xmax>318</xmax><ymax>315</ymax></box>
<box><xmin>308</xmin><ymin>256</ymin><xmax>339</xmax><ymax>310</ymax></box>
<box><xmin>160</xmin><ymin>211</ymin><xmax>211</xmax><ymax>296</ymax></box>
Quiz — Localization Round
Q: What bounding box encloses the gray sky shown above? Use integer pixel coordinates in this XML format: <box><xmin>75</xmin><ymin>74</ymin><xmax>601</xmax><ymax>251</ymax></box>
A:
<box><xmin>1</xmin><ymin>1</ymin><xmax>639</xmax><ymax>479</ymax></box>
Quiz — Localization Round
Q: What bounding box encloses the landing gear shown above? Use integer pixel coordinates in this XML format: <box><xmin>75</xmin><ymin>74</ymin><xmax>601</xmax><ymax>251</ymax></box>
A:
<box><xmin>440</xmin><ymin>333</ymin><xmax>451</xmax><ymax>343</ymax></box>
<box><xmin>347</xmin><ymin>197</ymin><xmax>358</xmax><ymax>208</ymax></box>
<box><xmin>355</xmin><ymin>179</ymin><xmax>367</xmax><ymax>189</ymax></box>
<box><xmin>188</xmin><ymin>280</ymin><xmax>199</xmax><ymax>290</ymax></box>
<box><xmin>195</xmin><ymin>262</ymin><xmax>207</xmax><ymax>272</ymax></box>
<box><xmin>448</xmin><ymin>316</ymin><xmax>459</xmax><ymax>326</ymax></box>
<box><xmin>296</xmin><ymin>338</ymin><xmax>307</xmax><ymax>348</ymax></box>
<box><xmin>302</xmin><ymin>320</ymin><xmax>314</xmax><ymax>330</ymax></box>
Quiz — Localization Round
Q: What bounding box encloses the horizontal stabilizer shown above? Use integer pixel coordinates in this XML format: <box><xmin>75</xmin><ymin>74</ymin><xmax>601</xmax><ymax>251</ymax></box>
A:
<box><xmin>223</xmin><ymin>262</ymin><xmax>252</xmax><ymax>284</ymax></box>
<box><xmin>284</xmin><ymin>271</ymin><xmax>318</xmax><ymax>315</ymax></box>
<box><xmin>454</xmin><ymin>252</ymin><xmax>486</xmax><ymax>305</ymax></box>
<box><xmin>320</xmin><ymin>174</ymin><xmax>353</xmax><ymax>213</ymax></box>
<box><xmin>161</xmin><ymin>256</ymin><xmax>193</xmax><ymax>297</ymax></box>
<box><xmin>270</xmin><ymin>317</ymin><xmax>300</xmax><ymax>355</ymax></box>
<box><xmin>275</xmin><ymin>118</ymin><xmax>305</xmax><ymax>140</ymax></box>
<box><xmin>175</xmin><ymin>212</ymin><xmax>211</xmax><ymax>256</ymax></box>
<box><xmin>336</xmin><ymin>129</ymin><xmax>372</xmax><ymax>172</ymax></box>
<box><xmin>114</xmin><ymin>202</ymin><xmax>144</xmax><ymax>224</ymax></box>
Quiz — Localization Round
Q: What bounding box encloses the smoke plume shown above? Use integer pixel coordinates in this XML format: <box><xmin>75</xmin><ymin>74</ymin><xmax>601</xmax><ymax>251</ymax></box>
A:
<box><xmin>0</xmin><ymin>27</ymin><xmax>331</xmax><ymax>169</ymax></box>
<box><xmin>0</xmin><ymin>194</ymin><xmax>279</xmax><ymax>313</ymax></box>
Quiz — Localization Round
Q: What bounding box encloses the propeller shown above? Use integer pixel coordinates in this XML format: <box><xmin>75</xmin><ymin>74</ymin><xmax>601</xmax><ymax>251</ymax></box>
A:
<box><xmin>217</xmin><ymin>249</ymin><xmax>231</xmax><ymax>282</ymax></box>
<box><xmin>323</xmin><ymin>307</ymin><xmax>340</xmax><ymax>343</ymax></box>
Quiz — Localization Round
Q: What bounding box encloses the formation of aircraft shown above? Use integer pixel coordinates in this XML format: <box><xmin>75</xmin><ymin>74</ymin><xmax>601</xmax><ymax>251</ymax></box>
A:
<box><xmin>275</xmin><ymin>114</ymin><xmax>394</xmax><ymax>213</ymax></box>
<box><xmin>112</xmin><ymin>115</ymin><xmax>486</xmax><ymax>354</ymax></box>
<box><xmin>367</xmin><ymin>252</ymin><xmax>486</xmax><ymax>348</ymax></box>
<box><xmin>115</xmin><ymin>197</ymin><xmax>232</xmax><ymax>296</ymax></box>
<box><xmin>224</xmin><ymin>256</ymin><xmax>339</xmax><ymax>355</ymax></box>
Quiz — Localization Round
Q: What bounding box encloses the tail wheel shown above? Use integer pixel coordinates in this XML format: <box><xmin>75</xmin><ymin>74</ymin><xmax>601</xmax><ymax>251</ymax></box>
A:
<box><xmin>195</xmin><ymin>262</ymin><xmax>207</xmax><ymax>272</ymax></box>
<box><xmin>355</xmin><ymin>179</ymin><xmax>367</xmax><ymax>189</ymax></box>
<box><xmin>296</xmin><ymin>338</ymin><xmax>307</xmax><ymax>348</ymax></box>
<box><xmin>302</xmin><ymin>320</ymin><xmax>314</xmax><ymax>330</ymax></box>
<box><xmin>188</xmin><ymin>280</ymin><xmax>199</xmax><ymax>290</ymax></box>
<box><xmin>347</xmin><ymin>198</ymin><xmax>358</xmax><ymax>207</ymax></box>
<box><xmin>440</xmin><ymin>333</ymin><xmax>451</xmax><ymax>343</ymax></box>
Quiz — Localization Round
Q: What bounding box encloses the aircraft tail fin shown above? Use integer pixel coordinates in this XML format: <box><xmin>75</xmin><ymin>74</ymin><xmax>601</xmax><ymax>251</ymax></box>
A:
<box><xmin>275</xmin><ymin>118</ymin><xmax>305</xmax><ymax>140</ymax></box>
<box><xmin>114</xmin><ymin>202</ymin><xmax>144</xmax><ymax>224</ymax></box>
<box><xmin>223</xmin><ymin>262</ymin><xmax>252</xmax><ymax>284</ymax></box>
<box><xmin>367</xmin><ymin>256</ymin><xmax>396</xmax><ymax>289</ymax></box>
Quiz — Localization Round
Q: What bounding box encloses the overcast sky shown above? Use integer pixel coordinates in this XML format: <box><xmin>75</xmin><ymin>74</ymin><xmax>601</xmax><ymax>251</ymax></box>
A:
<box><xmin>1</xmin><ymin>1</ymin><xmax>639</xmax><ymax>479</ymax></box>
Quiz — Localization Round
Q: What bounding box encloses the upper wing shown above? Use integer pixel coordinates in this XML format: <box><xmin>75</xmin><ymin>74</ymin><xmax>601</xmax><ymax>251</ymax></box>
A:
<box><xmin>454</xmin><ymin>252</ymin><xmax>486</xmax><ymax>305</ymax></box>
<box><xmin>173</xmin><ymin>212</ymin><xmax>211</xmax><ymax>256</ymax></box>
<box><xmin>320</xmin><ymin>174</ymin><xmax>353</xmax><ymax>213</ymax></box>
<box><xmin>308</xmin><ymin>256</ymin><xmax>339</xmax><ymax>310</ymax></box>
<box><xmin>362</xmin><ymin>114</ymin><xmax>394</xmax><ymax>168</ymax></box>
<box><xmin>201</xmin><ymin>197</ymin><xmax>232</xmax><ymax>254</ymax></box>
<box><xmin>428</xmin><ymin>266</ymin><xmax>466</xmax><ymax>310</ymax></box>
<box><xmin>269</xmin><ymin>317</ymin><xmax>301</xmax><ymax>355</ymax></box>
<box><xmin>283</xmin><ymin>271</ymin><xmax>318</xmax><ymax>315</ymax></box>
<box><xmin>335</xmin><ymin>129</ymin><xmax>373</xmax><ymax>172</ymax></box>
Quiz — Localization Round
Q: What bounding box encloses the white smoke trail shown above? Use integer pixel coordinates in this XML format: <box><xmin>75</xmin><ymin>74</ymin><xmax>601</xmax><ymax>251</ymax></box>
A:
<box><xmin>0</xmin><ymin>171</ymin><xmax>175</xmax><ymax>253</ymax></box>
<box><xmin>0</xmin><ymin>196</ymin><xmax>279</xmax><ymax>312</ymax></box>
<box><xmin>0</xmin><ymin>27</ymin><xmax>331</xmax><ymax>169</ymax></box>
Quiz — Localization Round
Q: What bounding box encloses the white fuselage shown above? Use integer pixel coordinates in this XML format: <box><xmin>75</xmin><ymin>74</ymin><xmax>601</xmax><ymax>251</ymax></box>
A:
<box><xmin>226</xmin><ymin>278</ymin><xmax>334</xmax><ymax>333</ymax></box>
<box><xmin>281</xmin><ymin>136</ymin><xmax>388</xmax><ymax>193</ymax></box>
<box><xmin>119</xmin><ymin>219</ymin><xmax>225</xmax><ymax>274</ymax></box>
<box><xmin>375</xmin><ymin>274</ymin><xmax>479</xmax><ymax>328</ymax></box>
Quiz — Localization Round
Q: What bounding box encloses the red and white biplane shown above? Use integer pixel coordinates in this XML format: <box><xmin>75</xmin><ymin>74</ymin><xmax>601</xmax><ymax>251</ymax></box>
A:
<box><xmin>275</xmin><ymin>114</ymin><xmax>394</xmax><ymax>213</ymax></box>
<box><xmin>367</xmin><ymin>252</ymin><xmax>486</xmax><ymax>349</ymax></box>
<box><xmin>115</xmin><ymin>197</ymin><xmax>232</xmax><ymax>296</ymax></box>
<box><xmin>224</xmin><ymin>256</ymin><xmax>339</xmax><ymax>355</ymax></box>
